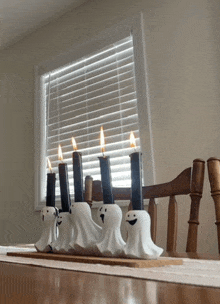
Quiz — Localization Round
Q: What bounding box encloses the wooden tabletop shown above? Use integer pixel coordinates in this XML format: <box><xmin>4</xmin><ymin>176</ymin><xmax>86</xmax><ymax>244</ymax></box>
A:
<box><xmin>164</xmin><ymin>251</ymin><xmax>220</xmax><ymax>260</ymax></box>
<box><xmin>0</xmin><ymin>261</ymin><xmax>220</xmax><ymax>304</ymax></box>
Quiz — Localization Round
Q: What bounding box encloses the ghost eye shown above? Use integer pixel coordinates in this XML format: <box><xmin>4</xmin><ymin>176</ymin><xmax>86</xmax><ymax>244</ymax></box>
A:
<box><xmin>105</xmin><ymin>208</ymin><xmax>107</xmax><ymax>212</ymax></box>
<box><xmin>133</xmin><ymin>214</ymin><xmax>136</xmax><ymax>217</ymax></box>
<box><xmin>47</xmin><ymin>210</ymin><xmax>49</xmax><ymax>212</ymax></box>
<box><xmin>100</xmin><ymin>207</ymin><xmax>102</xmax><ymax>211</ymax></box>
<box><xmin>128</xmin><ymin>215</ymin><xmax>130</xmax><ymax>217</ymax></box>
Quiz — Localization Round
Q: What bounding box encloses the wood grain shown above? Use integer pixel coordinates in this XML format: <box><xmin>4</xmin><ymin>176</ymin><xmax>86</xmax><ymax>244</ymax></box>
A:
<box><xmin>92</xmin><ymin>167</ymin><xmax>192</xmax><ymax>202</ymax></box>
<box><xmin>0</xmin><ymin>261</ymin><xmax>220</xmax><ymax>304</ymax></box>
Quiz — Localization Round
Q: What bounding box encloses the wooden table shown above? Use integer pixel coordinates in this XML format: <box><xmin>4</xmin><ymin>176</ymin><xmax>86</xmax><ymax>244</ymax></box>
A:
<box><xmin>0</xmin><ymin>259</ymin><xmax>220</xmax><ymax>304</ymax></box>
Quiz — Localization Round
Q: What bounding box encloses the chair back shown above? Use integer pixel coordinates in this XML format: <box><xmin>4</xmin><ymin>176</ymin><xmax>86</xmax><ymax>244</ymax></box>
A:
<box><xmin>92</xmin><ymin>159</ymin><xmax>205</xmax><ymax>253</ymax></box>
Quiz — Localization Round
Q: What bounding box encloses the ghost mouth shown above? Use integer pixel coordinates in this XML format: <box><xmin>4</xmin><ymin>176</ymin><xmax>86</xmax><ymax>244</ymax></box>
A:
<box><xmin>127</xmin><ymin>219</ymin><xmax>137</xmax><ymax>226</ymax></box>
<box><xmin>57</xmin><ymin>221</ymin><xmax>62</xmax><ymax>225</ymax></box>
<box><xmin>100</xmin><ymin>214</ymin><xmax>105</xmax><ymax>223</ymax></box>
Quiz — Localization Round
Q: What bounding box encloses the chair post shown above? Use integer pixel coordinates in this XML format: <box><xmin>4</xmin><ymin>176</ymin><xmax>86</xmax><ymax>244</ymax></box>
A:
<box><xmin>186</xmin><ymin>158</ymin><xmax>205</xmax><ymax>253</ymax></box>
<box><xmin>167</xmin><ymin>195</ymin><xmax>178</xmax><ymax>252</ymax></box>
<box><xmin>207</xmin><ymin>157</ymin><xmax>220</xmax><ymax>254</ymax></box>
<box><xmin>85</xmin><ymin>176</ymin><xmax>93</xmax><ymax>208</ymax></box>
<box><xmin>148</xmin><ymin>198</ymin><xmax>157</xmax><ymax>243</ymax></box>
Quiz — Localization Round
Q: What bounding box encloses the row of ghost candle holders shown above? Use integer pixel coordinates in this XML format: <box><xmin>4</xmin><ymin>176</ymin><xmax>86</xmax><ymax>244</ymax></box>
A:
<box><xmin>35</xmin><ymin>202</ymin><xmax>163</xmax><ymax>259</ymax></box>
<box><xmin>35</xmin><ymin>131</ymin><xmax>163</xmax><ymax>259</ymax></box>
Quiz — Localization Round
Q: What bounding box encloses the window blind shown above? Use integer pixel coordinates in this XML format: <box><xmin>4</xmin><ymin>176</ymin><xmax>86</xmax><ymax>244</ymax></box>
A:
<box><xmin>43</xmin><ymin>35</ymin><xmax>140</xmax><ymax>199</ymax></box>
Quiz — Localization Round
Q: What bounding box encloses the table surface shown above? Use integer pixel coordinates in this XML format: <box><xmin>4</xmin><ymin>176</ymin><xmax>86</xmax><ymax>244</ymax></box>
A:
<box><xmin>0</xmin><ymin>259</ymin><xmax>220</xmax><ymax>304</ymax></box>
<box><xmin>1</xmin><ymin>246</ymin><xmax>220</xmax><ymax>303</ymax></box>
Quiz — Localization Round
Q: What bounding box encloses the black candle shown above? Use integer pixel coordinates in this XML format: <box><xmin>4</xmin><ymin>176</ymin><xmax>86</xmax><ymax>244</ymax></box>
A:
<box><xmin>130</xmin><ymin>152</ymin><xmax>143</xmax><ymax>210</ymax></box>
<box><xmin>98</xmin><ymin>126</ymin><xmax>114</xmax><ymax>204</ymax></box>
<box><xmin>98</xmin><ymin>156</ymin><xmax>114</xmax><ymax>204</ymax></box>
<box><xmin>46</xmin><ymin>158</ymin><xmax>56</xmax><ymax>207</ymax></box>
<box><xmin>58</xmin><ymin>145</ymin><xmax>71</xmax><ymax>212</ymax></box>
<box><xmin>46</xmin><ymin>173</ymin><xmax>56</xmax><ymax>207</ymax></box>
<box><xmin>72</xmin><ymin>137</ymin><xmax>84</xmax><ymax>202</ymax></box>
<box><xmin>129</xmin><ymin>131</ymin><xmax>143</xmax><ymax>210</ymax></box>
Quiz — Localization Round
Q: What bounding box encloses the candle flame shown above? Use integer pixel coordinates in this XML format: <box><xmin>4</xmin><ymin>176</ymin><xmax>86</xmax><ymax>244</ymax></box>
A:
<box><xmin>130</xmin><ymin>131</ymin><xmax>136</xmax><ymax>149</ymax></box>
<box><xmin>100</xmin><ymin>126</ymin><xmax>105</xmax><ymax>155</ymax></box>
<box><xmin>58</xmin><ymin>145</ymin><xmax>63</xmax><ymax>162</ymax></box>
<box><xmin>72</xmin><ymin>137</ymin><xmax>77</xmax><ymax>151</ymax></box>
<box><xmin>47</xmin><ymin>157</ymin><xmax>52</xmax><ymax>173</ymax></box>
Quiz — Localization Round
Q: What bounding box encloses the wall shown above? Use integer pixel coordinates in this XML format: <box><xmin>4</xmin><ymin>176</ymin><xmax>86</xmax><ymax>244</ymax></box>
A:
<box><xmin>0</xmin><ymin>0</ymin><xmax>219</xmax><ymax>253</ymax></box>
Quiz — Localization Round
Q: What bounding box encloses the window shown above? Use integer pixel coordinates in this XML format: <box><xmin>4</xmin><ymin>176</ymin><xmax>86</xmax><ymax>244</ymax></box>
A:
<box><xmin>35</xmin><ymin>13</ymin><xmax>155</xmax><ymax>210</ymax></box>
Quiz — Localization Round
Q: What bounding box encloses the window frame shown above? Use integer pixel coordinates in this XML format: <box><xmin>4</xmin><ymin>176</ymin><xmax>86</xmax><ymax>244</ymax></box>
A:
<box><xmin>34</xmin><ymin>12</ymin><xmax>155</xmax><ymax>210</ymax></box>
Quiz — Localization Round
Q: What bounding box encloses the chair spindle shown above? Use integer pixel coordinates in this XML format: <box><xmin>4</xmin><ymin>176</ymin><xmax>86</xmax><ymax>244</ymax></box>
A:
<box><xmin>85</xmin><ymin>176</ymin><xmax>93</xmax><ymax>208</ymax></box>
<box><xmin>148</xmin><ymin>198</ymin><xmax>157</xmax><ymax>243</ymax></box>
<box><xmin>207</xmin><ymin>157</ymin><xmax>220</xmax><ymax>254</ymax></box>
<box><xmin>167</xmin><ymin>195</ymin><xmax>178</xmax><ymax>252</ymax></box>
<box><xmin>186</xmin><ymin>159</ymin><xmax>205</xmax><ymax>253</ymax></box>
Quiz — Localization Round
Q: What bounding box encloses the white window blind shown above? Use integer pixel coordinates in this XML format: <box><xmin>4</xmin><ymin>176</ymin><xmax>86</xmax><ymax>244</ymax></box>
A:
<box><xmin>43</xmin><ymin>35</ymin><xmax>141</xmax><ymax>198</ymax></box>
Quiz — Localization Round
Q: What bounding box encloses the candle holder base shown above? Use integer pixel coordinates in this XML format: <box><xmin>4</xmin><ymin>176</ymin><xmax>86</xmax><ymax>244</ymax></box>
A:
<box><xmin>123</xmin><ymin>210</ymin><xmax>163</xmax><ymax>259</ymax></box>
<box><xmin>35</xmin><ymin>206</ymin><xmax>58</xmax><ymax>253</ymax></box>
<box><xmin>7</xmin><ymin>251</ymin><xmax>183</xmax><ymax>268</ymax></box>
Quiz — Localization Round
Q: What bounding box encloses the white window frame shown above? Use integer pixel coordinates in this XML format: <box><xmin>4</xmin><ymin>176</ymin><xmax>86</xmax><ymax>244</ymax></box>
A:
<box><xmin>34</xmin><ymin>12</ymin><xmax>155</xmax><ymax>211</ymax></box>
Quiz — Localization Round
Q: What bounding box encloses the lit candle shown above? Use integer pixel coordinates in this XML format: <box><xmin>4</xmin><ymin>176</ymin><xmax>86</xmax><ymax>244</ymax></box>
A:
<box><xmin>98</xmin><ymin>126</ymin><xmax>114</xmax><ymax>204</ymax></box>
<box><xmin>58</xmin><ymin>145</ymin><xmax>71</xmax><ymax>212</ymax></box>
<box><xmin>72</xmin><ymin>137</ymin><xmax>84</xmax><ymax>202</ymax></box>
<box><xmin>46</xmin><ymin>158</ymin><xmax>56</xmax><ymax>207</ymax></box>
<box><xmin>129</xmin><ymin>131</ymin><xmax>143</xmax><ymax>210</ymax></box>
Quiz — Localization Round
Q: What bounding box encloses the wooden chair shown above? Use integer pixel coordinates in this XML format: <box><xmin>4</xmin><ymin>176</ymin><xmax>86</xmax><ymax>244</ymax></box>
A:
<box><xmin>207</xmin><ymin>157</ymin><xmax>220</xmax><ymax>254</ymax></box>
<box><xmin>91</xmin><ymin>158</ymin><xmax>205</xmax><ymax>254</ymax></box>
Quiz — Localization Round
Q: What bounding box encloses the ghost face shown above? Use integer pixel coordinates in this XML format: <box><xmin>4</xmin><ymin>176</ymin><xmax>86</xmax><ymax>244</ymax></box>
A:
<box><xmin>57</xmin><ymin>214</ymin><xmax>63</xmax><ymax>226</ymax></box>
<box><xmin>125</xmin><ymin>210</ymin><xmax>151</xmax><ymax>232</ymax></box>
<box><xmin>41</xmin><ymin>207</ymin><xmax>57</xmax><ymax>222</ymax></box>
<box><xmin>124</xmin><ymin>210</ymin><xmax>163</xmax><ymax>259</ymax></box>
<box><xmin>97</xmin><ymin>204</ymin><xmax>122</xmax><ymax>227</ymax></box>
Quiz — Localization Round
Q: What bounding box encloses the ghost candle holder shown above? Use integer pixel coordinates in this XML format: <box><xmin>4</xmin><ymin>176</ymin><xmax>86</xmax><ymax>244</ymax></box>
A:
<box><xmin>95</xmin><ymin>127</ymin><xmax>125</xmax><ymax>257</ymax></box>
<box><xmin>35</xmin><ymin>206</ymin><xmax>59</xmax><ymax>253</ymax></box>
<box><xmin>95</xmin><ymin>204</ymin><xmax>125</xmax><ymax>257</ymax></box>
<box><xmin>50</xmin><ymin>211</ymin><xmax>74</xmax><ymax>254</ymax></box>
<box><xmin>69</xmin><ymin>202</ymin><xmax>102</xmax><ymax>256</ymax></box>
<box><xmin>123</xmin><ymin>210</ymin><xmax>163</xmax><ymax>259</ymax></box>
<box><xmin>123</xmin><ymin>131</ymin><xmax>163</xmax><ymax>259</ymax></box>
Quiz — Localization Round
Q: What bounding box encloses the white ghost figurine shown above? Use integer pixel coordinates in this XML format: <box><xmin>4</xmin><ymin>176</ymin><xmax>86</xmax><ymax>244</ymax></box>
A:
<box><xmin>50</xmin><ymin>212</ymin><xmax>73</xmax><ymax>254</ymax></box>
<box><xmin>35</xmin><ymin>206</ymin><xmax>58</xmax><ymax>253</ymax></box>
<box><xmin>69</xmin><ymin>202</ymin><xmax>102</xmax><ymax>255</ymax></box>
<box><xmin>124</xmin><ymin>210</ymin><xmax>163</xmax><ymax>259</ymax></box>
<box><xmin>95</xmin><ymin>204</ymin><xmax>125</xmax><ymax>257</ymax></box>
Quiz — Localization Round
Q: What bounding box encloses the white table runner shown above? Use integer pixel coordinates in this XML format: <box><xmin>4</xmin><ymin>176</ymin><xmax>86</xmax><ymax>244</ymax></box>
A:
<box><xmin>0</xmin><ymin>247</ymin><xmax>219</xmax><ymax>288</ymax></box>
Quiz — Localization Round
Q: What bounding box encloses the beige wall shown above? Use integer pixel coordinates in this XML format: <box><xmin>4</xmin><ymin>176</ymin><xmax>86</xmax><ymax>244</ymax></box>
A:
<box><xmin>0</xmin><ymin>0</ymin><xmax>219</xmax><ymax>253</ymax></box>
